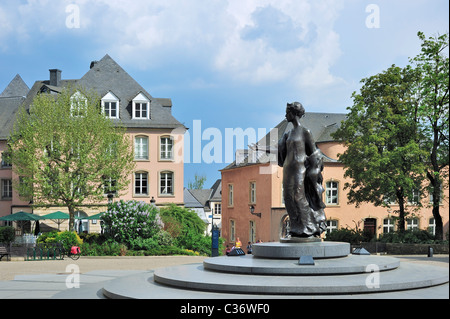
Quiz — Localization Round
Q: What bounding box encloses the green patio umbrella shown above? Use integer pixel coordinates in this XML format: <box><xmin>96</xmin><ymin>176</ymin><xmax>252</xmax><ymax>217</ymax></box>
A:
<box><xmin>40</xmin><ymin>211</ymin><xmax>70</xmax><ymax>230</ymax></box>
<box><xmin>86</xmin><ymin>212</ymin><xmax>105</xmax><ymax>220</ymax></box>
<box><xmin>0</xmin><ymin>211</ymin><xmax>42</xmax><ymax>221</ymax></box>
<box><xmin>0</xmin><ymin>211</ymin><xmax>42</xmax><ymax>235</ymax></box>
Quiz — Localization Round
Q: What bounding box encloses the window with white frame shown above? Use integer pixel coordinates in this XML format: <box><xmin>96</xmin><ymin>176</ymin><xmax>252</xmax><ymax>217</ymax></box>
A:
<box><xmin>383</xmin><ymin>194</ymin><xmax>397</xmax><ymax>205</ymax></box>
<box><xmin>1</xmin><ymin>179</ymin><xmax>13</xmax><ymax>199</ymax></box>
<box><xmin>249</xmin><ymin>181</ymin><xmax>256</xmax><ymax>204</ymax></box>
<box><xmin>134</xmin><ymin>172</ymin><xmax>148</xmax><ymax>196</ymax></box>
<box><xmin>429</xmin><ymin>187</ymin><xmax>443</xmax><ymax>204</ymax></box>
<box><xmin>213</xmin><ymin>203</ymin><xmax>221</xmax><ymax>215</ymax></box>
<box><xmin>132</xmin><ymin>93</ymin><xmax>150</xmax><ymax>119</ymax></box>
<box><xmin>134</xmin><ymin>136</ymin><xmax>149</xmax><ymax>160</ymax></box>
<box><xmin>102</xmin><ymin>92</ymin><xmax>119</xmax><ymax>119</ymax></box>
<box><xmin>1</xmin><ymin>150</ymin><xmax>12</xmax><ymax>168</ymax></box>
<box><xmin>428</xmin><ymin>218</ymin><xmax>436</xmax><ymax>235</ymax></box>
<box><xmin>408</xmin><ymin>189</ymin><xmax>420</xmax><ymax>205</ymax></box>
<box><xmin>249</xmin><ymin>220</ymin><xmax>256</xmax><ymax>243</ymax></box>
<box><xmin>325</xmin><ymin>181</ymin><xmax>339</xmax><ymax>205</ymax></box>
<box><xmin>230</xmin><ymin>219</ymin><xmax>235</xmax><ymax>242</ymax></box>
<box><xmin>228</xmin><ymin>184</ymin><xmax>234</xmax><ymax>207</ymax></box>
<box><xmin>70</xmin><ymin>91</ymin><xmax>87</xmax><ymax>117</ymax></box>
<box><xmin>326</xmin><ymin>220</ymin><xmax>338</xmax><ymax>234</ymax></box>
<box><xmin>406</xmin><ymin>218</ymin><xmax>419</xmax><ymax>230</ymax></box>
<box><xmin>160</xmin><ymin>136</ymin><xmax>173</xmax><ymax>160</ymax></box>
<box><xmin>103</xmin><ymin>176</ymin><xmax>117</xmax><ymax>196</ymax></box>
<box><xmin>160</xmin><ymin>171</ymin><xmax>174</xmax><ymax>195</ymax></box>
<box><xmin>383</xmin><ymin>218</ymin><xmax>395</xmax><ymax>233</ymax></box>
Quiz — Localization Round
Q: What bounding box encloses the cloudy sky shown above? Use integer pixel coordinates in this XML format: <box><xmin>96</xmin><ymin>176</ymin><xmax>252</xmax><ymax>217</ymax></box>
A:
<box><xmin>1</xmin><ymin>0</ymin><xmax>448</xmax><ymax>187</ymax></box>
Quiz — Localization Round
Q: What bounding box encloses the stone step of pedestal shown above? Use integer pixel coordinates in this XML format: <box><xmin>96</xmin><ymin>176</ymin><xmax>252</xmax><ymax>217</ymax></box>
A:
<box><xmin>152</xmin><ymin>262</ymin><xmax>448</xmax><ymax>295</ymax></box>
<box><xmin>251</xmin><ymin>241</ymin><xmax>350</xmax><ymax>259</ymax></box>
<box><xmin>203</xmin><ymin>254</ymin><xmax>400</xmax><ymax>275</ymax></box>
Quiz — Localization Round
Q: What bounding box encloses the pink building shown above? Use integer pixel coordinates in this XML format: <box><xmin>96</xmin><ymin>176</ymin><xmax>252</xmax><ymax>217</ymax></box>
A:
<box><xmin>221</xmin><ymin>113</ymin><xmax>449</xmax><ymax>246</ymax></box>
<box><xmin>0</xmin><ymin>55</ymin><xmax>186</xmax><ymax>234</ymax></box>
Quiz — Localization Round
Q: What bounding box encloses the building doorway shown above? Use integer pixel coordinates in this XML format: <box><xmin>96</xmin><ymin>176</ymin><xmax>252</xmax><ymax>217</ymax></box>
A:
<box><xmin>74</xmin><ymin>211</ymin><xmax>89</xmax><ymax>234</ymax></box>
<box><xmin>364</xmin><ymin>218</ymin><xmax>377</xmax><ymax>240</ymax></box>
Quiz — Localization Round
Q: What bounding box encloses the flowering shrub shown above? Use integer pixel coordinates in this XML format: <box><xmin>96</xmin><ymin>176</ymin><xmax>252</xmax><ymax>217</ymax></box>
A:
<box><xmin>101</xmin><ymin>200</ymin><xmax>164</xmax><ymax>247</ymax></box>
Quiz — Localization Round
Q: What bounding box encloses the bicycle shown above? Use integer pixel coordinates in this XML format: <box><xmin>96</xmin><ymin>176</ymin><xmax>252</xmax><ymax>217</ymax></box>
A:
<box><xmin>57</xmin><ymin>243</ymin><xmax>81</xmax><ymax>260</ymax></box>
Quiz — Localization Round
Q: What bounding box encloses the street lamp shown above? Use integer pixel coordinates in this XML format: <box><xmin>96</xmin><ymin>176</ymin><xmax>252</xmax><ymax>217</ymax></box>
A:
<box><xmin>250</xmin><ymin>205</ymin><xmax>261</xmax><ymax>218</ymax></box>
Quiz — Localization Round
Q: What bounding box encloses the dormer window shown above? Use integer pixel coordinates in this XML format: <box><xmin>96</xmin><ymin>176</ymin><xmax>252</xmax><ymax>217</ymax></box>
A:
<box><xmin>102</xmin><ymin>92</ymin><xmax>120</xmax><ymax>119</ymax></box>
<box><xmin>132</xmin><ymin>92</ymin><xmax>150</xmax><ymax>119</ymax></box>
<box><xmin>70</xmin><ymin>91</ymin><xmax>87</xmax><ymax>117</ymax></box>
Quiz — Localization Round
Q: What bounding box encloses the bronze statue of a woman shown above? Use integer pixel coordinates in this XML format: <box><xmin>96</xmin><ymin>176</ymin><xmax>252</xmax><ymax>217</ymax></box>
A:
<box><xmin>255</xmin><ymin>102</ymin><xmax>327</xmax><ymax>238</ymax></box>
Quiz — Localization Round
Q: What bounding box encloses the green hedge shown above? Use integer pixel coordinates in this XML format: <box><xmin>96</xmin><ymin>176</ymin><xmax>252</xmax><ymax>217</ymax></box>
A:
<box><xmin>325</xmin><ymin>228</ymin><xmax>447</xmax><ymax>245</ymax></box>
<box><xmin>0</xmin><ymin>226</ymin><xmax>15</xmax><ymax>243</ymax></box>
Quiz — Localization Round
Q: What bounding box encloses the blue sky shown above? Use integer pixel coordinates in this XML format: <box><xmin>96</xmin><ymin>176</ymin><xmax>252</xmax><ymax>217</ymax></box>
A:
<box><xmin>1</xmin><ymin>0</ymin><xmax>448</xmax><ymax>188</ymax></box>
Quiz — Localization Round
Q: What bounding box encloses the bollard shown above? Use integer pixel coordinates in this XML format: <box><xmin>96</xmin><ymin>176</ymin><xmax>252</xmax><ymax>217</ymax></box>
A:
<box><xmin>427</xmin><ymin>246</ymin><xmax>433</xmax><ymax>258</ymax></box>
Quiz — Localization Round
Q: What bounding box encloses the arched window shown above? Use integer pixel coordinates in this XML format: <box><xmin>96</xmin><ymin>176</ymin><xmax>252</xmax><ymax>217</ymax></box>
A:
<box><xmin>160</xmin><ymin>136</ymin><xmax>174</xmax><ymax>160</ymax></box>
<box><xmin>159</xmin><ymin>171</ymin><xmax>174</xmax><ymax>195</ymax></box>
<box><xmin>134</xmin><ymin>136</ymin><xmax>149</xmax><ymax>160</ymax></box>
<box><xmin>70</xmin><ymin>91</ymin><xmax>87</xmax><ymax>117</ymax></box>
<box><xmin>134</xmin><ymin>171</ymin><xmax>149</xmax><ymax>196</ymax></box>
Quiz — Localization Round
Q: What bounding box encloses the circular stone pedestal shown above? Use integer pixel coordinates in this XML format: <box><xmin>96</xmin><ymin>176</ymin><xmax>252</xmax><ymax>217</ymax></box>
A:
<box><xmin>203</xmin><ymin>254</ymin><xmax>400</xmax><ymax>275</ymax></box>
<box><xmin>279</xmin><ymin>236</ymin><xmax>322</xmax><ymax>243</ymax></box>
<box><xmin>252</xmin><ymin>241</ymin><xmax>350</xmax><ymax>259</ymax></box>
<box><xmin>102</xmin><ymin>240</ymin><xmax>449</xmax><ymax>298</ymax></box>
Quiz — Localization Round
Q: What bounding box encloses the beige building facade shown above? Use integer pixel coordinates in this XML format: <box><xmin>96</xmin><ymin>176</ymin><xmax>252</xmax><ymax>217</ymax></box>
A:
<box><xmin>0</xmin><ymin>55</ymin><xmax>186</xmax><ymax>234</ymax></box>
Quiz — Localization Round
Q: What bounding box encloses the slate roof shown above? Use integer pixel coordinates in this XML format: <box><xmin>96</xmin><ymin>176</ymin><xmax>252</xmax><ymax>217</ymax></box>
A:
<box><xmin>183</xmin><ymin>188</ymin><xmax>211</xmax><ymax>224</ymax></box>
<box><xmin>222</xmin><ymin>112</ymin><xmax>348</xmax><ymax>170</ymax></box>
<box><xmin>19</xmin><ymin>54</ymin><xmax>185</xmax><ymax>131</ymax></box>
<box><xmin>183</xmin><ymin>188</ymin><xmax>205</xmax><ymax>208</ymax></box>
<box><xmin>76</xmin><ymin>55</ymin><xmax>184</xmax><ymax>130</ymax></box>
<box><xmin>184</xmin><ymin>179</ymin><xmax>222</xmax><ymax>211</ymax></box>
<box><xmin>0</xmin><ymin>75</ymin><xmax>29</xmax><ymax>140</ymax></box>
<box><xmin>0</xmin><ymin>74</ymin><xmax>29</xmax><ymax>98</ymax></box>
<box><xmin>209</xmin><ymin>179</ymin><xmax>222</xmax><ymax>201</ymax></box>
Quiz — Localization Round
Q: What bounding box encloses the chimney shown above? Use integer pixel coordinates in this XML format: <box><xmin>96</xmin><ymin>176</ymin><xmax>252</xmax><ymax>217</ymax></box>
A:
<box><xmin>49</xmin><ymin>69</ymin><xmax>62</xmax><ymax>87</ymax></box>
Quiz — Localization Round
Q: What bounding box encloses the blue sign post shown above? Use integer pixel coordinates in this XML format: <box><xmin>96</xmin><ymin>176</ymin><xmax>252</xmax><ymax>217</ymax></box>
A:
<box><xmin>211</xmin><ymin>225</ymin><xmax>219</xmax><ymax>257</ymax></box>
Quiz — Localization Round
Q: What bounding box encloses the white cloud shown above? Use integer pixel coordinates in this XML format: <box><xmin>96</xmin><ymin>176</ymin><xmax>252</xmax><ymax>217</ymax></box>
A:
<box><xmin>215</xmin><ymin>1</ymin><xmax>345</xmax><ymax>89</ymax></box>
<box><xmin>0</xmin><ymin>0</ymin><xmax>345</xmax><ymax>90</ymax></box>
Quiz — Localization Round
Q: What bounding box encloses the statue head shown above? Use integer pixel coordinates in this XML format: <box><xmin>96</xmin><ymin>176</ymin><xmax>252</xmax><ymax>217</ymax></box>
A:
<box><xmin>286</xmin><ymin>102</ymin><xmax>305</xmax><ymax>118</ymax></box>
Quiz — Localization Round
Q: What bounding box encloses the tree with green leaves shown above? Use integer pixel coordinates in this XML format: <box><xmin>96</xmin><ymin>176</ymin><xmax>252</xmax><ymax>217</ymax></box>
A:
<box><xmin>332</xmin><ymin>65</ymin><xmax>428</xmax><ymax>232</ymax></box>
<box><xmin>410</xmin><ymin>32</ymin><xmax>449</xmax><ymax>240</ymax></box>
<box><xmin>188</xmin><ymin>173</ymin><xmax>207</xmax><ymax>189</ymax></box>
<box><xmin>9</xmin><ymin>87</ymin><xmax>135</xmax><ymax>231</ymax></box>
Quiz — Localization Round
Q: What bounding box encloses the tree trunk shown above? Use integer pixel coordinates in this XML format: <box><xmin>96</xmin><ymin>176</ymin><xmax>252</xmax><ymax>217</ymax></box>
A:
<box><xmin>431</xmin><ymin>180</ymin><xmax>444</xmax><ymax>240</ymax></box>
<box><xmin>68</xmin><ymin>205</ymin><xmax>76</xmax><ymax>232</ymax></box>
<box><xmin>428</xmin><ymin>170</ymin><xmax>444</xmax><ymax>240</ymax></box>
<box><xmin>396</xmin><ymin>189</ymin><xmax>406</xmax><ymax>232</ymax></box>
